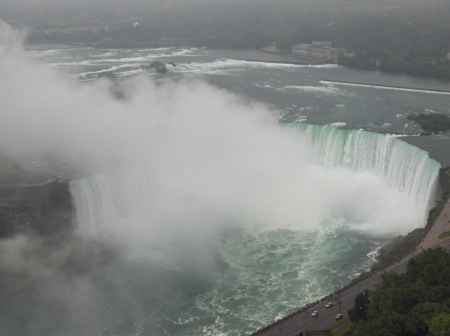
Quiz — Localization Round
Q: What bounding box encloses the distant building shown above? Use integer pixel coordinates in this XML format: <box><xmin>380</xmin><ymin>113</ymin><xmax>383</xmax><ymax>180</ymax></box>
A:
<box><xmin>447</xmin><ymin>52</ymin><xmax>450</xmax><ymax>60</ymax></box>
<box><xmin>292</xmin><ymin>41</ymin><xmax>347</xmax><ymax>63</ymax></box>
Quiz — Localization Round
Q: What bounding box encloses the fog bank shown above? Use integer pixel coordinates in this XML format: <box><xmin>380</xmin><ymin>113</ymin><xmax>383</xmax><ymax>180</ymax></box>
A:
<box><xmin>0</xmin><ymin>21</ymin><xmax>437</xmax><ymax>335</ymax></box>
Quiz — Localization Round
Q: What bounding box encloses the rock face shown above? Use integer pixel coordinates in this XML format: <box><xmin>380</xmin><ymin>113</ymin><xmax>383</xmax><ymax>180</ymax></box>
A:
<box><xmin>0</xmin><ymin>178</ymin><xmax>74</xmax><ymax>238</ymax></box>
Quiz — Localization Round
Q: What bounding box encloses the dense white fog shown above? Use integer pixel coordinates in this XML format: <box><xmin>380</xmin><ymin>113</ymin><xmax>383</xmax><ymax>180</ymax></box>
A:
<box><xmin>0</xmin><ymin>21</ymin><xmax>439</xmax><ymax>336</ymax></box>
<box><xmin>0</xmin><ymin>21</ymin><xmax>430</xmax><ymax>239</ymax></box>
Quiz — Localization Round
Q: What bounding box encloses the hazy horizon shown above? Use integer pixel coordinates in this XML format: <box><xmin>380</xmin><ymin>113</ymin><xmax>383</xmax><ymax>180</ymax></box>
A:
<box><xmin>2</xmin><ymin>0</ymin><xmax>448</xmax><ymax>25</ymax></box>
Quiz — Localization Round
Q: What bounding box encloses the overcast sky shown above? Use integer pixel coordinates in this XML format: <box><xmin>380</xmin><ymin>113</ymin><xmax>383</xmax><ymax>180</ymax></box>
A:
<box><xmin>0</xmin><ymin>0</ymin><xmax>441</xmax><ymax>13</ymax></box>
<box><xmin>1</xmin><ymin>0</ymin><xmax>446</xmax><ymax>27</ymax></box>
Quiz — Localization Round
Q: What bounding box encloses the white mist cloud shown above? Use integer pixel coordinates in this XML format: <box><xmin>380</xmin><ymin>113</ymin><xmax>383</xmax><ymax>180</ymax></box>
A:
<box><xmin>0</xmin><ymin>22</ymin><xmax>321</xmax><ymax>334</ymax></box>
<box><xmin>0</xmin><ymin>20</ymin><xmax>429</xmax><ymax>245</ymax></box>
<box><xmin>0</xmin><ymin>20</ymin><xmax>436</xmax><ymax>335</ymax></box>
<box><xmin>0</xmin><ymin>234</ymin><xmax>152</xmax><ymax>336</ymax></box>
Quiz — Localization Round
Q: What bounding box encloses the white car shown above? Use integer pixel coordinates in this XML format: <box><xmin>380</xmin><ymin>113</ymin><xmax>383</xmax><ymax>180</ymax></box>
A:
<box><xmin>335</xmin><ymin>313</ymin><xmax>344</xmax><ymax>320</ymax></box>
<box><xmin>311</xmin><ymin>310</ymin><xmax>319</xmax><ymax>317</ymax></box>
<box><xmin>325</xmin><ymin>302</ymin><xmax>333</xmax><ymax>308</ymax></box>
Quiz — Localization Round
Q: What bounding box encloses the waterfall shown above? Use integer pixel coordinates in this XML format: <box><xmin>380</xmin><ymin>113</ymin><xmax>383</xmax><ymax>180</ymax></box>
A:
<box><xmin>70</xmin><ymin>123</ymin><xmax>440</xmax><ymax>238</ymax></box>
<box><xmin>287</xmin><ymin>123</ymin><xmax>440</xmax><ymax>210</ymax></box>
<box><xmin>69</xmin><ymin>164</ymin><xmax>166</xmax><ymax>238</ymax></box>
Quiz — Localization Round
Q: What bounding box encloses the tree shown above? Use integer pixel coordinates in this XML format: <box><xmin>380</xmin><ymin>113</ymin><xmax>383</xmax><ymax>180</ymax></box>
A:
<box><xmin>404</xmin><ymin>302</ymin><xmax>448</xmax><ymax>336</ymax></box>
<box><xmin>427</xmin><ymin>313</ymin><xmax>450</xmax><ymax>336</ymax></box>
<box><xmin>349</xmin><ymin>249</ymin><xmax>450</xmax><ymax>336</ymax></box>
<box><xmin>348</xmin><ymin>290</ymin><xmax>370</xmax><ymax>323</ymax></box>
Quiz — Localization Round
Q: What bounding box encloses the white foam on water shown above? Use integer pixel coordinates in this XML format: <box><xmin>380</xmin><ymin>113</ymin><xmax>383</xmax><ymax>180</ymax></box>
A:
<box><xmin>284</xmin><ymin>85</ymin><xmax>349</xmax><ymax>96</ymax></box>
<box><xmin>321</xmin><ymin>80</ymin><xmax>450</xmax><ymax>95</ymax></box>
<box><xmin>328</xmin><ymin>122</ymin><xmax>347</xmax><ymax>128</ymax></box>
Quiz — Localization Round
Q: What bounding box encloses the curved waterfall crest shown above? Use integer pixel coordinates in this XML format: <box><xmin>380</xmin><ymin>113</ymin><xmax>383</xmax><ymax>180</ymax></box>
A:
<box><xmin>70</xmin><ymin>123</ymin><xmax>440</xmax><ymax>237</ymax></box>
<box><xmin>288</xmin><ymin>123</ymin><xmax>440</xmax><ymax>208</ymax></box>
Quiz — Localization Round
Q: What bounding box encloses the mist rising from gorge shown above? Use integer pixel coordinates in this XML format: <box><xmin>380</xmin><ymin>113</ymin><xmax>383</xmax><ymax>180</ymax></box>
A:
<box><xmin>0</xmin><ymin>21</ymin><xmax>439</xmax><ymax>336</ymax></box>
<box><xmin>0</xmin><ymin>21</ymin><xmax>432</xmax><ymax>237</ymax></box>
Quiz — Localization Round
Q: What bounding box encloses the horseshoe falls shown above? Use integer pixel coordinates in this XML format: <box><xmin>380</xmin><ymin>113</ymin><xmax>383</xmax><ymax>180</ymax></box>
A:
<box><xmin>69</xmin><ymin>123</ymin><xmax>439</xmax><ymax>336</ymax></box>
<box><xmin>290</xmin><ymin>123</ymin><xmax>439</xmax><ymax>214</ymax></box>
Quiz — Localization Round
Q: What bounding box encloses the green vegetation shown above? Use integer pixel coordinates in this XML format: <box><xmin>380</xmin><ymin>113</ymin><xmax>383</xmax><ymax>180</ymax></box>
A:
<box><xmin>348</xmin><ymin>248</ymin><xmax>450</xmax><ymax>336</ymax></box>
<box><xmin>348</xmin><ymin>290</ymin><xmax>370</xmax><ymax>324</ymax></box>
<box><xmin>407</xmin><ymin>113</ymin><xmax>450</xmax><ymax>133</ymax></box>
<box><xmin>332</xmin><ymin>323</ymin><xmax>352</xmax><ymax>336</ymax></box>
<box><xmin>439</xmin><ymin>230</ymin><xmax>450</xmax><ymax>239</ymax></box>
<box><xmin>329</xmin><ymin>316</ymin><xmax>352</xmax><ymax>336</ymax></box>
<box><xmin>428</xmin><ymin>313</ymin><xmax>450</xmax><ymax>336</ymax></box>
<box><xmin>349</xmin><ymin>263</ymin><xmax>386</xmax><ymax>286</ymax></box>
<box><xmin>377</xmin><ymin>228</ymin><xmax>424</xmax><ymax>264</ymax></box>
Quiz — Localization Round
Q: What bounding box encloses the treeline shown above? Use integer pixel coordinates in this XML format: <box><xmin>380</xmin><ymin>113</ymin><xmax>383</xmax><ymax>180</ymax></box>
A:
<box><xmin>347</xmin><ymin>248</ymin><xmax>450</xmax><ymax>336</ymax></box>
<box><xmin>339</xmin><ymin>56</ymin><xmax>450</xmax><ymax>80</ymax></box>
<box><xmin>24</xmin><ymin>2</ymin><xmax>450</xmax><ymax>79</ymax></box>
<box><xmin>323</xmin><ymin>7</ymin><xmax>450</xmax><ymax>79</ymax></box>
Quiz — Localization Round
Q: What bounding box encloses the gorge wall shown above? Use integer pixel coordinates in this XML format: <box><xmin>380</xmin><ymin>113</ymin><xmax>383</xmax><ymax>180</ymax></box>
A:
<box><xmin>0</xmin><ymin>178</ymin><xmax>73</xmax><ymax>238</ymax></box>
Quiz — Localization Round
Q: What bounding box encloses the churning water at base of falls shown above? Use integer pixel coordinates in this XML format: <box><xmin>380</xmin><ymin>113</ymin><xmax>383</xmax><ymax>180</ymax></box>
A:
<box><xmin>69</xmin><ymin>124</ymin><xmax>439</xmax><ymax>336</ymax></box>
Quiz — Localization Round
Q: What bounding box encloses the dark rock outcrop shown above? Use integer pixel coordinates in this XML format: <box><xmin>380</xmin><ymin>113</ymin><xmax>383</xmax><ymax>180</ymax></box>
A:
<box><xmin>0</xmin><ymin>178</ymin><xmax>74</xmax><ymax>238</ymax></box>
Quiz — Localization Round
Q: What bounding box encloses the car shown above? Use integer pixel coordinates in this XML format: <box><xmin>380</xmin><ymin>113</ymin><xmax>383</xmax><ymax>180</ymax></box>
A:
<box><xmin>335</xmin><ymin>313</ymin><xmax>344</xmax><ymax>320</ymax></box>
<box><xmin>311</xmin><ymin>310</ymin><xmax>319</xmax><ymax>317</ymax></box>
<box><xmin>325</xmin><ymin>302</ymin><xmax>334</xmax><ymax>308</ymax></box>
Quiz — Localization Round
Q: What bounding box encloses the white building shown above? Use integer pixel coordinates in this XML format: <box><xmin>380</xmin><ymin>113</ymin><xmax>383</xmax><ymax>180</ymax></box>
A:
<box><xmin>292</xmin><ymin>41</ymin><xmax>347</xmax><ymax>63</ymax></box>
